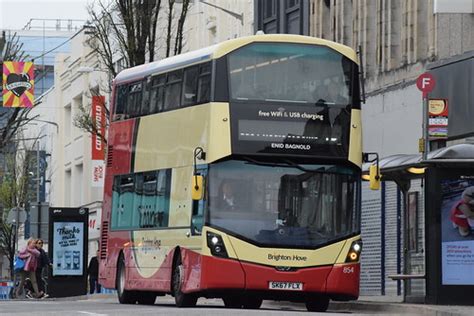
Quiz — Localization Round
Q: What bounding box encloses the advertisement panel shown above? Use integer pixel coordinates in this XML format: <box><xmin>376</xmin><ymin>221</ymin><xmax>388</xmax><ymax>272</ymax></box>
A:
<box><xmin>91</xmin><ymin>95</ymin><xmax>105</xmax><ymax>187</ymax></box>
<box><xmin>2</xmin><ymin>61</ymin><xmax>35</xmax><ymax>107</ymax></box>
<box><xmin>52</xmin><ymin>222</ymin><xmax>84</xmax><ymax>276</ymax></box>
<box><xmin>91</xmin><ymin>95</ymin><xmax>106</xmax><ymax>160</ymax></box>
<box><xmin>48</xmin><ymin>207</ymin><xmax>88</xmax><ymax>297</ymax></box>
<box><xmin>91</xmin><ymin>160</ymin><xmax>105</xmax><ymax>187</ymax></box>
<box><xmin>440</xmin><ymin>177</ymin><xmax>474</xmax><ymax>285</ymax></box>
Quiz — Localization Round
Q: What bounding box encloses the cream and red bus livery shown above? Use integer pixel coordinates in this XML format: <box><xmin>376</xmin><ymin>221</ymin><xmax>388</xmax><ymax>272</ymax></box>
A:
<box><xmin>99</xmin><ymin>34</ymin><xmax>363</xmax><ymax>312</ymax></box>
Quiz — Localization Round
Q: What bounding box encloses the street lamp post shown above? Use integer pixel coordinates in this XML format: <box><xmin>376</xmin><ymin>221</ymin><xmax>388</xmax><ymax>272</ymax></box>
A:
<box><xmin>199</xmin><ymin>1</ymin><xmax>244</xmax><ymax>25</ymax></box>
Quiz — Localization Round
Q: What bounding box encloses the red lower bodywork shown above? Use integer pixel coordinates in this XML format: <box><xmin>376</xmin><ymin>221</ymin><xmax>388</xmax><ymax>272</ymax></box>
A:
<box><xmin>100</xmin><ymin>245</ymin><xmax>359</xmax><ymax>301</ymax></box>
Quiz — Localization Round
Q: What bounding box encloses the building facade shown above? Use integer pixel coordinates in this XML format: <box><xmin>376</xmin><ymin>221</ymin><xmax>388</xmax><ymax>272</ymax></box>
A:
<box><xmin>48</xmin><ymin>30</ymin><xmax>108</xmax><ymax>258</ymax></box>
<box><xmin>185</xmin><ymin>0</ymin><xmax>254</xmax><ymax>50</ymax></box>
<box><xmin>307</xmin><ymin>0</ymin><xmax>474</xmax><ymax>156</ymax></box>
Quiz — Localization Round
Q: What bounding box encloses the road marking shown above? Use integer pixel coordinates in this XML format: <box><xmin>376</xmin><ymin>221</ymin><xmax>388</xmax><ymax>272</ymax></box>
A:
<box><xmin>78</xmin><ymin>312</ymin><xmax>108</xmax><ymax>316</ymax></box>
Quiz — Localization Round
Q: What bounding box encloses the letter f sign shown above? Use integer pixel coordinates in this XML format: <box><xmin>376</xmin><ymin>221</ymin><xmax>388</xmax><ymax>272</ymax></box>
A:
<box><xmin>416</xmin><ymin>73</ymin><xmax>435</xmax><ymax>97</ymax></box>
<box><xmin>422</xmin><ymin>77</ymin><xmax>431</xmax><ymax>89</ymax></box>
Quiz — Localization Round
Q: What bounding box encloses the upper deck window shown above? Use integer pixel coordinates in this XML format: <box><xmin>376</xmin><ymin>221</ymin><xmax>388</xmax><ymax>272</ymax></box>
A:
<box><xmin>112</xmin><ymin>61</ymin><xmax>212</xmax><ymax>121</ymax></box>
<box><xmin>228</xmin><ymin>43</ymin><xmax>356</xmax><ymax>107</ymax></box>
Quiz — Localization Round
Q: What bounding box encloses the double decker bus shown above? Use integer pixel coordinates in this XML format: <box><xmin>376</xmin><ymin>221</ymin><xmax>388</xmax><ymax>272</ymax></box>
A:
<box><xmin>99</xmin><ymin>34</ymin><xmax>363</xmax><ymax>312</ymax></box>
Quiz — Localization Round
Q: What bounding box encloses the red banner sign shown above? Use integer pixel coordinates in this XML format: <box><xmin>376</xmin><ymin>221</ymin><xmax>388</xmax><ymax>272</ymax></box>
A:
<box><xmin>91</xmin><ymin>96</ymin><xmax>106</xmax><ymax>160</ymax></box>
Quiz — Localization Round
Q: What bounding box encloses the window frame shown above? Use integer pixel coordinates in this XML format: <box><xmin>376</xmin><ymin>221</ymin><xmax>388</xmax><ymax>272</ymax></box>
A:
<box><xmin>164</xmin><ymin>69</ymin><xmax>183</xmax><ymax>111</ymax></box>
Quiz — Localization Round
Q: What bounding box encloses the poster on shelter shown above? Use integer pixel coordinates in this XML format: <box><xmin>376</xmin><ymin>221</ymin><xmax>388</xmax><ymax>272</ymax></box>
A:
<box><xmin>2</xmin><ymin>61</ymin><xmax>35</xmax><ymax>107</ymax></box>
<box><xmin>440</xmin><ymin>177</ymin><xmax>474</xmax><ymax>285</ymax></box>
<box><xmin>52</xmin><ymin>222</ymin><xmax>84</xmax><ymax>276</ymax></box>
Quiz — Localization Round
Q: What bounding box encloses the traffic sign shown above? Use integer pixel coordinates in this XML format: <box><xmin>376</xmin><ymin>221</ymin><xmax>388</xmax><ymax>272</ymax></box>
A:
<box><xmin>416</xmin><ymin>73</ymin><xmax>436</xmax><ymax>97</ymax></box>
<box><xmin>6</xmin><ymin>207</ymin><xmax>27</xmax><ymax>225</ymax></box>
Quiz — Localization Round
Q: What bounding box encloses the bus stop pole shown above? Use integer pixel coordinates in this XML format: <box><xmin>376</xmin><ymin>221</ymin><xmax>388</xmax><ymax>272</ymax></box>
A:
<box><xmin>423</xmin><ymin>96</ymin><xmax>429</xmax><ymax>161</ymax></box>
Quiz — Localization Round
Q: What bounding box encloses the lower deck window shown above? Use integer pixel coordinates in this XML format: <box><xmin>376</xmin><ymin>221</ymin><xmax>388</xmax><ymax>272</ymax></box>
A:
<box><xmin>111</xmin><ymin>169</ymin><xmax>172</xmax><ymax>230</ymax></box>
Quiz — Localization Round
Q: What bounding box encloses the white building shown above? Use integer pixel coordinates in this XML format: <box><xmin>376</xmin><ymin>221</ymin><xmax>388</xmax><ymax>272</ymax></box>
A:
<box><xmin>48</xmin><ymin>30</ymin><xmax>109</xmax><ymax>257</ymax></box>
<box><xmin>185</xmin><ymin>0</ymin><xmax>254</xmax><ymax>50</ymax></box>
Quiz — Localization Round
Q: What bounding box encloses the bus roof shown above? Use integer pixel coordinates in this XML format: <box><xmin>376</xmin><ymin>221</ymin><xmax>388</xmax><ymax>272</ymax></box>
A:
<box><xmin>114</xmin><ymin>34</ymin><xmax>358</xmax><ymax>84</ymax></box>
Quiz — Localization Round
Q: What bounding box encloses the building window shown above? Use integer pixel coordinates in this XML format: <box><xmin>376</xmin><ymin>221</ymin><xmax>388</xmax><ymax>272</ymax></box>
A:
<box><xmin>256</xmin><ymin>0</ymin><xmax>307</xmax><ymax>35</ymax></box>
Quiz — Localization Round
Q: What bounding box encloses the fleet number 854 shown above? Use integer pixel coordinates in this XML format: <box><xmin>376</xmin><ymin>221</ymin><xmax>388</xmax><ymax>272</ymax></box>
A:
<box><xmin>343</xmin><ymin>266</ymin><xmax>355</xmax><ymax>274</ymax></box>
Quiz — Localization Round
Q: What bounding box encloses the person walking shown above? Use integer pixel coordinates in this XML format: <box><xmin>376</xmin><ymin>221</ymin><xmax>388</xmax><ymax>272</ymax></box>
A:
<box><xmin>16</xmin><ymin>238</ymin><xmax>43</xmax><ymax>299</ymax></box>
<box><xmin>88</xmin><ymin>250</ymin><xmax>101</xmax><ymax>294</ymax></box>
<box><xmin>35</xmin><ymin>239</ymin><xmax>50</xmax><ymax>297</ymax></box>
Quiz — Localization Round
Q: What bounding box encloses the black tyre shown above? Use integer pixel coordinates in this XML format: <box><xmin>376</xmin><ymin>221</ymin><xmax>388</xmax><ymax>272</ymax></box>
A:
<box><xmin>116</xmin><ymin>253</ymin><xmax>137</xmax><ymax>304</ymax></box>
<box><xmin>172</xmin><ymin>256</ymin><xmax>197</xmax><ymax>307</ymax></box>
<box><xmin>242</xmin><ymin>297</ymin><xmax>262</xmax><ymax>309</ymax></box>
<box><xmin>305</xmin><ymin>296</ymin><xmax>329</xmax><ymax>312</ymax></box>
<box><xmin>136</xmin><ymin>291</ymin><xmax>156</xmax><ymax>305</ymax></box>
<box><xmin>222</xmin><ymin>296</ymin><xmax>242</xmax><ymax>308</ymax></box>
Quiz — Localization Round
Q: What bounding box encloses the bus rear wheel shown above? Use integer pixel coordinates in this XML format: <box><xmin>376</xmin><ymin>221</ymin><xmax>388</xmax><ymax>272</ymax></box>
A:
<box><xmin>172</xmin><ymin>256</ymin><xmax>197</xmax><ymax>307</ymax></box>
<box><xmin>117</xmin><ymin>253</ymin><xmax>137</xmax><ymax>304</ymax></box>
<box><xmin>305</xmin><ymin>296</ymin><xmax>329</xmax><ymax>312</ymax></box>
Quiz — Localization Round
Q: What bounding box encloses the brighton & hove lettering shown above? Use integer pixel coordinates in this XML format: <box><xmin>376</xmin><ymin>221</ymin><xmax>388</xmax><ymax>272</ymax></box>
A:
<box><xmin>268</xmin><ymin>253</ymin><xmax>307</xmax><ymax>261</ymax></box>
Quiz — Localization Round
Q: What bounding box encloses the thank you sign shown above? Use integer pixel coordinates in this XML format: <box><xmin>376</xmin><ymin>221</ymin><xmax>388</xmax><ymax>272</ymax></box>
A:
<box><xmin>53</xmin><ymin>222</ymin><xmax>84</xmax><ymax>276</ymax></box>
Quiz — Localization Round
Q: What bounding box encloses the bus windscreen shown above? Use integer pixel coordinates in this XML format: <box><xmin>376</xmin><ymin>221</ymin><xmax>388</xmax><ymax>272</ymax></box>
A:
<box><xmin>228</xmin><ymin>42</ymin><xmax>355</xmax><ymax>106</ymax></box>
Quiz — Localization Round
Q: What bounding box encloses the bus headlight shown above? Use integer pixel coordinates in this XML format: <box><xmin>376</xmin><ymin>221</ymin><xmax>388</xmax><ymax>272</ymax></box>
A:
<box><xmin>345</xmin><ymin>240</ymin><xmax>362</xmax><ymax>263</ymax></box>
<box><xmin>206</xmin><ymin>232</ymin><xmax>228</xmax><ymax>258</ymax></box>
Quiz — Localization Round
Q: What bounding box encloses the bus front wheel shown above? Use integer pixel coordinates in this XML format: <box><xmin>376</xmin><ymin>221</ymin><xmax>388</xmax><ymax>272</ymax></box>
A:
<box><xmin>172</xmin><ymin>256</ymin><xmax>197</xmax><ymax>307</ymax></box>
<box><xmin>222</xmin><ymin>296</ymin><xmax>242</xmax><ymax>308</ymax></box>
<box><xmin>117</xmin><ymin>253</ymin><xmax>137</xmax><ymax>304</ymax></box>
<box><xmin>242</xmin><ymin>297</ymin><xmax>262</xmax><ymax>309</ymax></box>
<box><xmin>305</xmin><ymin>296</ymin><xmax>329</xmax><ymax>312</ymax></box>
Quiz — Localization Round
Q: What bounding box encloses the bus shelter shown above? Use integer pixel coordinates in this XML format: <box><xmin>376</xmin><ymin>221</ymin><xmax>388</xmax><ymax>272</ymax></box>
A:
<box><xmin>362</xmin><ymin>144</ymin><xmax>474</xmax><ymax>305</ymax></box>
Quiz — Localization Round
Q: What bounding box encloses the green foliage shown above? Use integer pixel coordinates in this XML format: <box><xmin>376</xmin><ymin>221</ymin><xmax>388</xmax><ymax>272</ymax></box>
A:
<box><xmin>0</xmin><ymin>150</ymin><xmax>33</xmax><ymax>279</ymax></box>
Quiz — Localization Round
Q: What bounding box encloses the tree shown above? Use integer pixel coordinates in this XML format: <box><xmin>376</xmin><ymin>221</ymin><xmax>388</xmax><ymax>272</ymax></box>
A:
<box><xmin>0</xmin><ymin>143</ymin><xmax>35</xmax><ymax>280</ymax></box>
<box><xmin>75</xmin><ymin>0</ymin><xmax>191</xmax><ymax>144</ymax></box>
<box><xmin>0</xmin><ymin>31</ymin><xmax>38</xmax><ymax>279</ymax></box>
<box><xmin>86</xmin><ymin>0</ymin><xmax>191</xmax><ymax>78</ymax></box>
<box><xmin>73</xmin><ymin>88</ymin><xmax>109</xmax><ymax>146</ymax></box>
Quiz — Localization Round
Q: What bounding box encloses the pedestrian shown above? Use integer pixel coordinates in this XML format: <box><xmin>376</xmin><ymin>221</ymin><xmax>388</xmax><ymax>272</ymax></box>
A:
<box><xmin>35</xmin><ymin>239</ymin><xmax>50</xmax><ymax>297</ymax></box>
<box><xmin>16</xmin><ymin>238</ymin><xmax>44</xmax><ymax>299</ymax></box>
<box><xmin>88</xmin><ymin>250</ymin><xmax>101</xmax><ymax>294</ymax></box>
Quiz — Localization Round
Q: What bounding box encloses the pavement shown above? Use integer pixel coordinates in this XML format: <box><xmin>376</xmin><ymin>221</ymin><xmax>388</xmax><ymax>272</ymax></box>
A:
<box><xmin>327</xmin><ymin>296</ymin><xmax>474</xmax><ymax>316</ymax></box>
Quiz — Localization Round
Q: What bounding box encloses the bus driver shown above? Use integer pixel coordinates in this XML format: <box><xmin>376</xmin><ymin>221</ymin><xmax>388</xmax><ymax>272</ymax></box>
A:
<box><xmin>218</xmin><ymin>181</ymin><xmax>237</xmax><ymax>210</ymax></box>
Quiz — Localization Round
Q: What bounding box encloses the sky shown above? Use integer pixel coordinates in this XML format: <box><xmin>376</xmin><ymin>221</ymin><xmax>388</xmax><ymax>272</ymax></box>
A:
<box><xmin>0</xmin><ymin>0</ymin><xmax>91</xmax><ymax>30</ymax></box>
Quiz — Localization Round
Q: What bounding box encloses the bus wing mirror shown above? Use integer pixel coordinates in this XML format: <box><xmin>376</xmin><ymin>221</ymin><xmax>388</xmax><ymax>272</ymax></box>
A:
<box><xmin>192</xmin><ymin>175</ymin><xmax>204</xmax><ymax>200</ymax></box>
<box><xmin>369</xmin><ymin>165</ymin><xmax>381</xmax><ymax>190</ymax></box>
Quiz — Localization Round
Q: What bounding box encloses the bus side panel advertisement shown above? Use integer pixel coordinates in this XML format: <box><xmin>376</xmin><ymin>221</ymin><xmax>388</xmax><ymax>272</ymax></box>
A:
<box><xmin>440</xmin><ymin>178</ymin><xmax>474</xmax><ymax>285</ymax></box>
<box><xmin>52</xmin><ymin>222</ymin><xmax>84</xmax><ymax>276</ymax></box>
